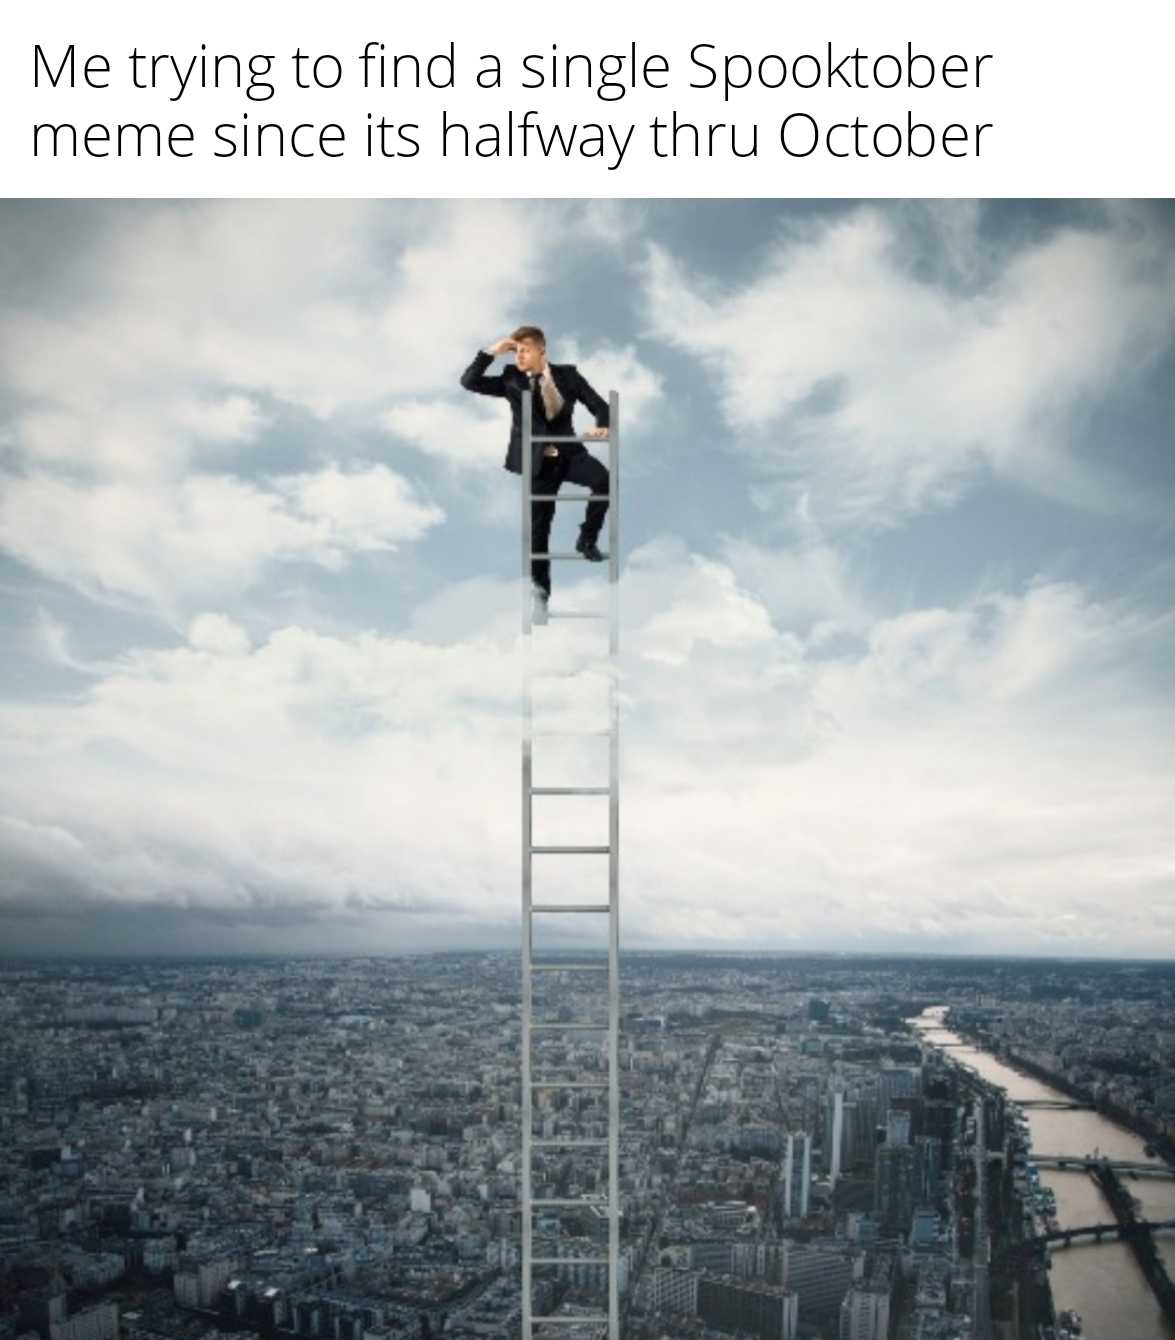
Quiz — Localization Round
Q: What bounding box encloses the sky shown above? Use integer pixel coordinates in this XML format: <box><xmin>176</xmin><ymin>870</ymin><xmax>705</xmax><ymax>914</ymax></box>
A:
<box><xmin>0</xmin><ymin>197</ymin><xmax>1172</xmax><ymax>960</ymax></box>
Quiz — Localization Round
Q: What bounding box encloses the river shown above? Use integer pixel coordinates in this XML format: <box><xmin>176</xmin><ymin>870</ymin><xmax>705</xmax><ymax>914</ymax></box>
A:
<box><xmin>913</xmin><ymin>1006</ymin><xmax>1175</xmax><ymax>1340</ymax></box>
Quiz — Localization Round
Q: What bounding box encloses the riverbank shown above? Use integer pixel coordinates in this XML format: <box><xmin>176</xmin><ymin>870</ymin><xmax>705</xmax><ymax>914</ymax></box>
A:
<box><xmin>940</xmin><ymin>1010</ymin><xmax>1175</xmax><ymax>1167</ymax></box>
<box><xmin>911</xmin><ymin>1012</ymin><xmax>1058</xmax><ymax>1334</ymax></box>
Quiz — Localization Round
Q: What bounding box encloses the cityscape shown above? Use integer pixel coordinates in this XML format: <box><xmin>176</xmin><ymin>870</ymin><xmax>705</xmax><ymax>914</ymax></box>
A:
<box><xmin>2</xmin><ymin>953</ymin><xmax>1174</xmax><ymax>1340</ymax></box>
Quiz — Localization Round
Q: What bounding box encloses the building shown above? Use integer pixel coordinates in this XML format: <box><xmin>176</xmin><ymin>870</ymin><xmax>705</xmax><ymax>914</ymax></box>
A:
<box><xmin>691</xmin><ymin>1240</ymin><xmax>734</xmax><ymax>1273</ymax></box>
<box><xmin>642</xmin><ymin>1267</ymin><xmax>699</xmax><ymax>1315</ymax></box>
<box><xmin>885</xmin><ymin>1110</ymin><xmax>911</xmax><ymax>1146</ymax></box>
<box><xmin>913</xmin><ymin>1135</ymin><xmax>943</xmax><ymax>1205</ymax></box>
<box><xmin>829</xmin><ymin>1090</ymin><xmax>845</xmax><ymax>1184</ymax></box>
<box><xmin>697</xmin><ymin>1275</ymin><xmax>799</xmax><ymax>1340</ymax></box>
<box><xmin>783</xmin><ymin>1132</ymin><xmax>812</xmax><ymax>1219</ymax></box>
<box><xmin>781</xmin><ymin>1241</ymin><xmax>860</xmax><ymax>1322</ymax></box>
<box><xmin>839</xmin><ymin>1286</ymin><xmax>890</xmax><ymax>1340</ymax></box>
<box><xmin>49</xmin><ymin>1303</ymin><xmax>119</xmax><ymax>1340</ymax></box>
<box><xmin>874</xmin><ymin>1144</ymin><xmax>915</xmax><ymax>1235</ymax></box>
<box><xmin>174</xmin><ymin>1255</ymin><xmax>238</xmax><ymax>1310</ymax></box>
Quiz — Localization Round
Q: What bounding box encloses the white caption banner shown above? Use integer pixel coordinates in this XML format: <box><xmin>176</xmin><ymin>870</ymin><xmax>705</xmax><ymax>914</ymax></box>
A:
<box><xmin>2</xmin><ymin>0</ymin><xmax>1171</xmax><ymax>197</ymax></box>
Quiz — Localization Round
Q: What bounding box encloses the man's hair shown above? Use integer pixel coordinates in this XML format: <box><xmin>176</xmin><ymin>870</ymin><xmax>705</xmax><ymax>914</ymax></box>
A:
<box><xmin>510</xmin><ymin>325</ymin><xmax>546</xmax><ymax>347</ymax></box>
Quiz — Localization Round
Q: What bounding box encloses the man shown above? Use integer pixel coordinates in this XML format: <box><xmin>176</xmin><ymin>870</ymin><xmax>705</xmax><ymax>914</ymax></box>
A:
<box><xmin>460</xmin><ymin>325</ymin><xmax>610</xmax><ymax>622</ymax></box>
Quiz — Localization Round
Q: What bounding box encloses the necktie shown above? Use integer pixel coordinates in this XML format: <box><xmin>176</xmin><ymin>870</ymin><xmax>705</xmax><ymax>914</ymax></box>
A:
<box><xmin>533</xmin><ymin>368</ymin><xmax>564</xmax><ymax>421</ymax></box>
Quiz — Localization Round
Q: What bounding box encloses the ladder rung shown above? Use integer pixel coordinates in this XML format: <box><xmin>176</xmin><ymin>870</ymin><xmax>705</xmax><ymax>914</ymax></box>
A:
<box><xmin>532</xmin><ymin>1021</ymin><xmax>608</xmax><ymax>1031</ymax></box>
<box><xmin>530</xmin><ymin>1318</ymin><xmax>609</xmax><ymax>1326</ymax></box>
<box><xmin>531</xmin><ymin>904</ymin><xmax>611</xmax><ymax>913</ymax></box>
<box><xmin>531</xmin><ymin>845</ymin><xmax>610</xmax><ymax>855</ymax></box>
<box><xmin>532</xmin><ymin>787</ymin><xmax>610</xmax><ymax>796</ymax></box>
<box><xmin>531</xmin><ymin>1198</ymin><xmax>607</xmax><ymax>1208</ymax></box>
<box><xmin>532</xmin><ymin>1138</ymin><xmax>609</xmax><ymax>1147</ymax></box>
<box><xmin>531</xmin><ymin>730</ymin><xmax>611</xmax><ymax>737</ymax></box>
<box><xmin>530</xmin><ymin>552</ymin><xmax>611</xmax><ymax>561</ymax></box>
<box><xmin>530</xmin><ymin>1080</ymin><xmax>610</xmax><ymax>1088</ymax></box>
<box><xmin>527</xmin><ymin>670</ymin><xmax>617</xmax><ymax>681</ymax></box>
<box><xmin>530</xmin><ymin>1257</ymin><xmax>611</xmax><ymax>1266</ymax></box>
<box><xmin>530</xmin><ymin>963</ymin><xmax>609</xmax><ymax>972</ymax></box>
<box><xmin>529</xmin><ymin>493</ymin><xmax>610</xmax><ymax>502</ymax></box>
<box><xmin>530</xmin><ymin>435</ymin><xmax>606</xmax><ymax>445</ymax></box>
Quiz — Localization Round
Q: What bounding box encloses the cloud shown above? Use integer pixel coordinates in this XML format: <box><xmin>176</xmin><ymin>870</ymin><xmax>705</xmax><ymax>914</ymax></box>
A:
<box><xmin>1</xmin><ymin>199</ymin><xmax>1171</xmax><ymax>959</ymax></box>
<box><xmin>556</xmin><ymin>342</ymin><xmax>666</xmax><ymax>437</ymax></box>
<box><xmin>715</xmin><ymin>532</ymin><xmax>876</xmax><ymax>640</ymax></box>
<box><xmin>2</xmin><ymin>540</ymin><xmax>1171</xmax><ymax>957</ymax></box>
<box><xmin>641</xmin><ymin>201</ymin><xmax>1175</xmax><ymax>528</ymax></box>
<box><xmin>380</xmin><ymin>397</ymin><xmax>506</xmax><ymax>472</ymax></box>
<box><xmin>0</xmin><ymin>199</ymin><xmax>618</xmax><ymax>615</ymax></box>
<box><xmin>0</xmin><ymin>464</ymin><xmax>443</xmax><ymax>617</ymax></box>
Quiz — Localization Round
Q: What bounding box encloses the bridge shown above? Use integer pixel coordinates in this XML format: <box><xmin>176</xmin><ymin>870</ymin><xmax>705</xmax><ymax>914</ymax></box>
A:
<box><xmin>1015</xmin><ymin>1099</ymin><xmax>1093</xmax><ymax>1111</ymax></box>
<box><xmin>1031</xmin><ymin>1154</ymin><xmax>1175</xmax><ymax>1179</ymax></box>
<box><xmin>1092</xmin><ymin>1161</ymin><xmax>1175</xmax><ymax>1321</ymax></box>
<box><xmin>1038</xmin><ymin>1217</ymin><xmax>1175</xmax><ymax>1247</ymax></box>
<box><xmin>996</xmin><ymin>1217</ymin><xmax>1175</xmax><ymax>1267</ymax></box>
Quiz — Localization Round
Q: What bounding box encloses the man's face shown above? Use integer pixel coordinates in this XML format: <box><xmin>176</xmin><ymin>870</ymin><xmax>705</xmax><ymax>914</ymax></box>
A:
<box><xmin>514</xmin><ymin>338</ymin><xmax>545</xmax><ymax>373</ymax></box>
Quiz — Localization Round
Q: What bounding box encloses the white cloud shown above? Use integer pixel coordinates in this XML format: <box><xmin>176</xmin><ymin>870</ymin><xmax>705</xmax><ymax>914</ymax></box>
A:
<box><xmin>715</xmin><ymin>532</ymin><xmax>876</xmax><ymax>639</ymax></box>
<box><xmin>0</xmin><ymin>464</ymin><xmax>443</xmax><ymax>615</ymax></box>
<box><xmin>2</xmin><ymin>541</ymin><xmax>1171</xmax><ymax>957</ymax></box>
<box><xmin>0</xmin><ymin>199</ymin><xmax>618</xmax><ymax>613</ymax></box>
<box><xmin>381</xmin><ymin>397</ymin><xmax>506</xmax><ymax>471</ymax></box>
<box><xmin>642</xmin><ymin>201</ymin><xmax>1175</xmax><ymax>527</ymax></box>
<box><xmin>275</xmin><ymin>462</ymin><xmax>444</xmax><ymax>554</ymax></box>
<box><xmin>1</xmin><ymin>200</ymin><xmax>1172</xmax><ymax>958</ymax></box>
<box><xmin>555</xmin><ymin>341</ymin><xmax>666</xmax><ymax>437</ymax></box>
<box><xmin>188</xmin><ymin>613</ymin><xmax>251</xmax><ymax>656</ymax></box>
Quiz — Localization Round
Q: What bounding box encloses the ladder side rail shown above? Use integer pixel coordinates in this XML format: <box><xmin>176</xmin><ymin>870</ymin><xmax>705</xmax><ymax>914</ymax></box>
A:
<box><xmin>521</xmin><ymin>388</ymin><xmax>534</xmax><ymax>1340</ymax></box>
<box><xmin>606</xmin><ymin>389</ymin><xmax>621</xmax><ymax>1340</ymax></box>
<box><xmin>521</xmin><ymin>389</ymin><xmax>621</xmax><ymax>1340</ymax></box>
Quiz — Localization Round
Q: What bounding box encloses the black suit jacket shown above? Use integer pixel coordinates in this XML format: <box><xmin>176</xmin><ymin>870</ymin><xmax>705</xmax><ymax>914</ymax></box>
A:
<box><xmin>459</xmin><ymin>350</ymin><xmax>610</xmax><ymax>475</ymax></box>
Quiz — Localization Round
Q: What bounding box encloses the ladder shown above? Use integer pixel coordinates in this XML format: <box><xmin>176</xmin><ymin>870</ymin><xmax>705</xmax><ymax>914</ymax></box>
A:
<box><xmin>520</xmin><ymin>389</ymin><xmax>620</xmax><ymax>1340</ymax></box>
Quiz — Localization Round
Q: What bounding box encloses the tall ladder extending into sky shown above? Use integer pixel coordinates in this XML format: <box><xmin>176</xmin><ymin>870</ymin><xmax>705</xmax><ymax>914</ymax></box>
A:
<box><xmin>520</xmin><ymin>389</ymin><xmax>621</xmax><ymax>1340</ymax></box>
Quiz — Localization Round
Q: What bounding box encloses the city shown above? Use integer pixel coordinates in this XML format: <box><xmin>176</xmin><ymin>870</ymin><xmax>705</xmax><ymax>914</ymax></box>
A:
<box><xmin>3</xmin><ymin>953</ymin><xmax>1174</xmax><ymax>1340</ymax></box>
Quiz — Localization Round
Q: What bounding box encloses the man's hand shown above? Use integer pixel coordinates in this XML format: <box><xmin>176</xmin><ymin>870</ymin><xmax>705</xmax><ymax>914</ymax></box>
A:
<box><xmin>584</xmin><ymin>426</ymin><xmax>609</xmax><ymax>439</ymax></box>
<box><xmin>487</xmin><ymin>337</ymin><xmax>517</xmax><ymax>356</ymax></box>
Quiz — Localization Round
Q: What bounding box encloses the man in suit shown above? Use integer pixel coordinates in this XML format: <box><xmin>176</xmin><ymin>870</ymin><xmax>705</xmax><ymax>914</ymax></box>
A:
<box><xmin>460</xmin><ymin>325</ymin><xmax>610</xmax><ymax>621</ymax></box>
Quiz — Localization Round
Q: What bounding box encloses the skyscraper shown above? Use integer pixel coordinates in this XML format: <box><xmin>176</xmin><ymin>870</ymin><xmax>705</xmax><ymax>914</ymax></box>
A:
<box><xmin>829</xmin><ymin>1090</ymin><xmax>845</xmax><ymax>1185</ymax></box>
<box><xmin>913</xmin><ymin>1134</ymin><xmax>943</xmax><ymax>1206</ymax></box>
<box><xmin>874</xmin><ymin>1142</ymin><xmax>915</xmax><ymax>1234</ymax></box>
<box><xmin>783</xmin><ymin>1131</ymin><xmax>812</xmax><ymax>1219</ymax></box>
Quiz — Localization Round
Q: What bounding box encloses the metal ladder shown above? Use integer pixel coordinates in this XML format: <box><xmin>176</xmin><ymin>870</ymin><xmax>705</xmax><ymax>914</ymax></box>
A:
<box><xmin>520</xmin><ymin>389</ymin><xmax>620</xmax><ymax>1340</ymax></box>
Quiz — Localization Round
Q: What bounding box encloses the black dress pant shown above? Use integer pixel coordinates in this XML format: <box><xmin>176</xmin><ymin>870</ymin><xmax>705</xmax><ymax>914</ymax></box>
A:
<box><xmin>530</xmin><ymin>446</ymin><xmax>610</xmax><ymax>595</ymax></box>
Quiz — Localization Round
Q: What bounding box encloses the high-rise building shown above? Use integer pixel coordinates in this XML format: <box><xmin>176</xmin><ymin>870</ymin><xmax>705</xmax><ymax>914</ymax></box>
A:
<box><xmin>913</xmin><ymin>1135</ymin><xmax>943</xmax><ymax>1206</ymax></box>
<box><xmin>783</xmin><ymin>1131</ymin><xmax>812</xmax><ymax>1219</ymax></box>
<box><xmin>830</xmin><ymin>1090</ymin><xmax>845</xmax><ymax>1185</ymax></box>
<box><xmin>838</xmin><ymin>1286</ymin><xmax>890</xmax><ymax>1340</ymax></box>
<box><xmin>874</xmin><ymin>1143</ymin><xmax>915</xmax><ymax>1234</ymax></box>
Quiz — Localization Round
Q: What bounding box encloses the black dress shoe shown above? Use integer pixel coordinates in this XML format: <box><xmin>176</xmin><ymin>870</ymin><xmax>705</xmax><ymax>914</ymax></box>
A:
<box><xmin>576</xmin><ymin>533</ymin><xmax>605</xmax><ymax>562</ymax></box>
